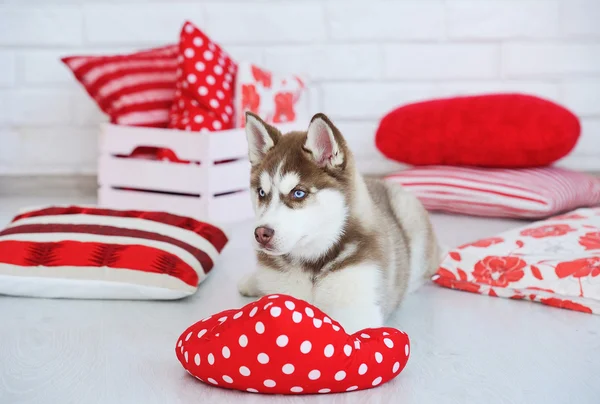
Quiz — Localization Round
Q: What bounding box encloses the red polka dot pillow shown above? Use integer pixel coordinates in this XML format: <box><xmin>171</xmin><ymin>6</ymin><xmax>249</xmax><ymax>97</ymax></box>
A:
<box><xmin>168</xmin><ymin>21</ymin><xmax>237</xmax><ymax>132</ymax></box>
<box><xmin>433</xmin><ymin>207</ymin><xmax>600</xmax><ymax>315</ymax></box>
<box><xmin>62</xmin><ymin>44</ymin><xmax>178</xmax><ymax>127</ymax></box>
<box><xmin>176</xmin><ymin>294</ymin><xmax>410</xmax><ymax>395</ymax></box>
<box><xmin>0</xmin><ymin>206</ymin><xmax>227</xmax><ymax>300</ymax></box>
<box><xmin>234</xmin><ymin>61</ymin><xmax>307</xmax><ymax>127</ymax></box>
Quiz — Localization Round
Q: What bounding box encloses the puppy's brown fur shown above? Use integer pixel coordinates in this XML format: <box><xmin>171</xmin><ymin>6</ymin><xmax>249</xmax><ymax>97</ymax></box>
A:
<box><xmin>239</xmin><ymin>112</ymin><xmax>441</xmax><ymax>333</ymax></box>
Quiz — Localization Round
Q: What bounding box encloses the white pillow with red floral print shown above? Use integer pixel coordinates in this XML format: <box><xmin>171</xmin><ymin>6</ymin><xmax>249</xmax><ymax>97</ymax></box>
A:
<box><xmin>234</xmin><ymin>61</ymin><xmax>308</xmax><ymax>127</ymax></box>
<box><xmin>433</xmin><ymin>207</ymin><xmax>600</xmax><ymax>315</ymax></box>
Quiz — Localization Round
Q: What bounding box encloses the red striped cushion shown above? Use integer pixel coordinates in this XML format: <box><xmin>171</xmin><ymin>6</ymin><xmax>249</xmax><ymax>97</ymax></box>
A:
<box><xmin>0</xmin><ymin>206</ymin><xmax>227</xmax><ymax>300</ymax></box>
<box><xmin>385</xmin><ymin>166</ymin><xmax>600</xmax><ymax>219</ymax></box>
<box><xmin>62</xmin><ymin>45</ymin><xmax>178</xmax><ymax>127</ymax></box>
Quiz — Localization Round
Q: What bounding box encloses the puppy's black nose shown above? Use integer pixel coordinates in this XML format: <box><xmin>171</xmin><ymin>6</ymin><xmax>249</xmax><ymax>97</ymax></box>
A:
<box><xmin>254</xmin><ymin>227</ymin><xmax>274</xmax><ymax>246</ymax></box>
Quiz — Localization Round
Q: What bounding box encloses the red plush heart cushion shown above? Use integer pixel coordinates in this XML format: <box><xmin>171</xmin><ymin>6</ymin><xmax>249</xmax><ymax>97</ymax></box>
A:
<box><xmin>375</xmin><ymin>93</ymin><xmax>581</xmax><ymax>168</ymax></box>
<box><xmin>175</xmin><ymin>294</ymin><xmax>410</xmax><ymax>394</ymax></box>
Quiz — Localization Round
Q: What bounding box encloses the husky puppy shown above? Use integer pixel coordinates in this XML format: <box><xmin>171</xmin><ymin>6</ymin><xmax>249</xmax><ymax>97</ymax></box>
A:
<box><xmin>238</xmin><ymin>112</ymin><xmax>441</xmax><ymax>333</ymax></box>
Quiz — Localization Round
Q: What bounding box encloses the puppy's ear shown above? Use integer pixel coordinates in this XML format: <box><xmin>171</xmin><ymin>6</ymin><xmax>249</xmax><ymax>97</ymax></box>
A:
<box><xmin>304</xmin><ymin>113</ymin><xmax>346</xmax><ymax>168</ymax></box>
<box><xmin>245</xmin><ymin>112</ymin><xmax>281</xmax><ymax>166</ymax></box>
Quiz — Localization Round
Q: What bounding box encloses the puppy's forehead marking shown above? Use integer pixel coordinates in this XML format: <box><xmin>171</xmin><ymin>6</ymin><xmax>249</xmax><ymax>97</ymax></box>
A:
<box><xmin>273</xmin><ymin>160</ymin><xmax>285</xmax><ymax>186</ymax></box>
<box><xmin>259</xmin><ymin>171</ymin><xmax>271</xmax><ymax>194</ymax></box>
<box><xmin>279</xmin><ymin>172</ymin><xmax>300</xmax><ymax>194</ymax></box>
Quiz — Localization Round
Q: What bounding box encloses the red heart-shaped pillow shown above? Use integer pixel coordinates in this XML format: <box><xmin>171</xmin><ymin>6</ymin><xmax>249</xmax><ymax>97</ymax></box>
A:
<box><xmin>175</xmin><ymin>294</ymin><xmax>410</xmax><ymax>394</ymax></box>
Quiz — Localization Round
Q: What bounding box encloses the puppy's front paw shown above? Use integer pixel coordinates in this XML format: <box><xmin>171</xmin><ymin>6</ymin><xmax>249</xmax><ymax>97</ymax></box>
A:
<box><xmin>237</xmin><ymin>273</ymin><xmax>260</xmax><ymax>297</ymax></box>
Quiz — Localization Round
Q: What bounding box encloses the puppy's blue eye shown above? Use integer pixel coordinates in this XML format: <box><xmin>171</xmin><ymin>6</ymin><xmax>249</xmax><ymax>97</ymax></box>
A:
<box><xmin>292</xmin><ymin>189</ymin><xmax>306</xmax><ymax>199</ymax></box>
<box><xmin>258</xmin><ymin>188</ymin><xmax>266</xmax><ymax>197</ymax></box>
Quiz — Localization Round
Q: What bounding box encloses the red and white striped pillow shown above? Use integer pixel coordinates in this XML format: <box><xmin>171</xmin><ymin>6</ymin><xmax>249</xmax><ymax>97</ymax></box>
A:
<box><xmin>0</xmin><ymin>206</ymin><xmax>227</xmax><ymax>300</ymax></box>
<box><xmin>62</xmin><ymin>45</ymin><xmax>178</xmax><ymax>127</ymax></box>
<box><xmin>385</xmin><ymin>166</ymin><xmax>600</xmax><ymax>219</ymax></box>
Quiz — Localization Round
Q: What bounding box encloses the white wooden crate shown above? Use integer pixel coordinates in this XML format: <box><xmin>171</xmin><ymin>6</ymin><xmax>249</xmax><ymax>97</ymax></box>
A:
<box><xmin>98</xmin><ymin>122</ymin><xmax>305</xmax><ymax>223</ymax></box>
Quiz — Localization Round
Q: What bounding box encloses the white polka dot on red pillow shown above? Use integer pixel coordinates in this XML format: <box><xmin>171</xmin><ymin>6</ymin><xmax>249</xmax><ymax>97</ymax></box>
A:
<box><xmin>168</xmin><ymin>20</ymin><xmax>237</xmax><ymax>131</ymax></box>
<box><xmin>170</xmin><ymin>90</ymin><xmax>225</xmax><ymax>132</ymax></box>
<box><xmin>175</xmin><ymin>294</ymin><xmax>410</xmax><ymax>395</ymax></box>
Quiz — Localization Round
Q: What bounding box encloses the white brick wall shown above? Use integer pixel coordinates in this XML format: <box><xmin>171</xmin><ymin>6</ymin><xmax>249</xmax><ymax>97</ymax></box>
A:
<box><xmin>264</xmin><ymin>45</ymin><xmax>382</xmax><ymax>80</ymax></box>
<box><xmin>563</xmin><ymin>79</ymin><xmax>600</xmax><ymax>116</ymax></box>
<box><xmin>503</xmin><ymin>43</ymin><xmax>600</xmax><ymax>77</ymax></box>
<box><xmin>83</xmin><ymin>4</ymin><xmax>206</xmax><ymax>45</ymax></box>
<box><xmin>561</xmin><ymin>0</ymin><xmax>600</xmax><ymax>38</ymax></box>
<box><xmin>326</xmin><ymin>1</ymin><xmax>445</xmax><ymax>41</ymax></box>
<box><xmin>383</xmin><ymin>44</ymin><xmax>500</xmax><ymax>79</ymax></box>
<box><xmin>0</xmin><ymin>6</ymin><xmax>83</xmax><ymax>46</ymax></box>
<box><xmin>0</xmin><ymin>51</ymin><xmax>16</xmax><ymax>86</ymax></box>
<box><xmin>205</xmin><ymin>3</ymin><xmax>326</xmax><ymax>44</ymax></box>
<box><xmin>446</xmin><ymin>0</ymin><xmax>560</xmax><ymax>39</ymax></box>
<box><xmin>322</xmin><ymin>82</ymin><xmax>438</xmax><ymax>119</ymax></box>
<box><xmin>0</xmin><ymin>0</ymin><xmax>599</xmax><ymax>176</ymax></box>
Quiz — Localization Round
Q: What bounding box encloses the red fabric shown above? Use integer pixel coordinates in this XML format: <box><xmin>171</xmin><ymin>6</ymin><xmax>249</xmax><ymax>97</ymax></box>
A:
<box><xmin>120</xmin><ymin>146</ymin><xmax>192</xmax><ymax>164</ymax></box>
<box><xmin>12</xmin><ymin>206</ymin><xmax>228</xmax><ymax>252</ymax></box>
<box><xmin>385</xmin><ymin>166</ymin><xmax>600</xmax><ymax>219</ymax></box>
<box><xmin>62</xmin><ymin>45</ymin><xmax>178</xmax><ymax>127</ymax></box>
<box><xmin>168</xmin><ymin>21</ymin><xmax>237</xmax><ymax>132</ymax></box>
<box><xmin>176</xmin><ymin>294</ymin><xmax>410</xmax><ymax>395</ymax></box>
<box><xmin>0</xmin><ymin>224</ymin><xmax>214</xmax><ymax>273</ymax></box>
<box><xmin>0</xmin><ymin>240</ymin><xmax>199</xmax><ymax>287</ymax></box>
<box><xmin>376</xmin><ymin>94</ymin><xmax>581</xmax><ymax>167</ymax></box>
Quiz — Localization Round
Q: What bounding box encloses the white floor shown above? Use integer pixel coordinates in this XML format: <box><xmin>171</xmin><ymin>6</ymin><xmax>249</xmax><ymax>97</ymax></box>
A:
<box><xmin>0</xmin><ymin>196</ymin><xmax>599</xmax><ymax>404</ymax></box>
